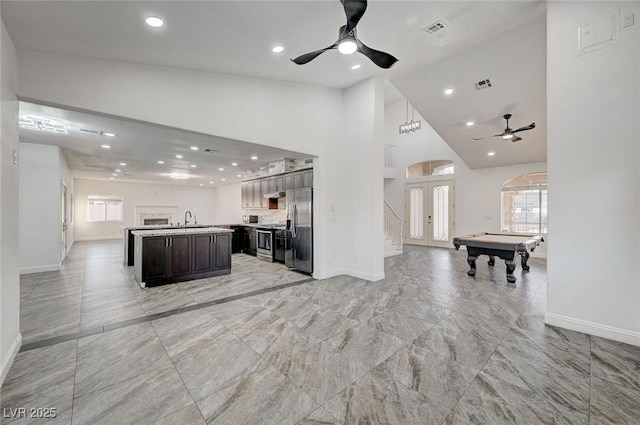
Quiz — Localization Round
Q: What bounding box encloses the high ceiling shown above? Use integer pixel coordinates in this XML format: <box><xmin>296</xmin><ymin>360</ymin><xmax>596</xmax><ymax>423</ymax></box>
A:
<box><xmin>2</xmin><ymin>0</ymin><xmax>547</xmax><ymax>181</ymax></box>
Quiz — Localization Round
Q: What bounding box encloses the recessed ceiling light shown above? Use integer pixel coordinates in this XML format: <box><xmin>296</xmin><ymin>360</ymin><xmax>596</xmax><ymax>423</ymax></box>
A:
<box><xmin>351</xmin><ymin>64</ymin><xmax>361</xmax><ymax>70</ymax></box>
<box><xmin>209</xmin><ymin>181</ymin><xmax>214</xmax><ymax>184</ymax></box>
<box><xmin>221</xmin><ymin>178</ymin><xmax>226</xmax><ymax>181</ymax></box>
<box><xmin>272</xmin><ymin>45</ymin><xmax>284</xmax><ymax>53</ymax></box>
<box><xmin>444</xmin><ymin>88</ymin><xmax>454</xmax><ymax>95</ymax></box>
<box><xmin>157</xmin><ymin>160</ymin><xmax>165</xmax><ymax>164</ymax></box>
<box><xmin>190</xmin><ymin>164</ymin><xmax>197</xmax><ymax>168</ymax></box>
<box><xmin>218</xmin><ymin>167</ymin><xmax>224</xmax><ymax>171</ymax></box>
<box><xmin>190</xmin><ymin>146</ymin><xmax>199</xmax><ymax>151</ymax></box>
<box><xmin>487</xmin><ymin>152</ymin><xmax>495</xmax><ymax>156</ymax></box>
<box><xmin>145</xmin><ymin>17</ymin><xmax>164</xmax><ymax>28</ymax></box>
<box><xmin>199</xmin><ymin>183</ymin><xmax>204</xmax><ymax>187</ymax></box>
<box><xmin>119</xmin><ymin>162</ymin><xmax>126</xmax><ymax>166</ymax></box>
<box><xmin>110</xmin><ymin>177</ymin><xmax>115</xmax><ymax>180</ymax></box>
<box><xmin>115</xmin><ymin>169</ymin><xmax>121</xmax><ymax>172</ymax></box>
<box><xmin>251</xmin><ymin>156</ymin><xmax>258</xmax><ymax>160</ymax></box>
<box><xmin>236</xmin><ymin>174</ymin><xmax>242</xmax><ymax>178</ymax></box>
<box><xmin>176</xmin><ymin>154</ymin><xmax>183</xmax><ymax>159</ymax></box>
<box><xmin>101</xmin><ymin>144</ymin><xmax>110</xmax><ymax>149</ymax></box>
<box><xmin>112</xmin><ymin>173</ymin><xmax>118</xmax><ymax>176</ymax></box>
<box><xmin>466</xmin><ymin>121</ymin><xmax>474</xmax><ymax>126</ymax></box>
<box><xmin>231</xmin><ymin>162</ymin><xmax>238</xmax><ymax>166</ymax></box>
<box><xmin>103</xmin><ymin>132</ymin><xmax>116</xmax><ymax>137</ymax></box>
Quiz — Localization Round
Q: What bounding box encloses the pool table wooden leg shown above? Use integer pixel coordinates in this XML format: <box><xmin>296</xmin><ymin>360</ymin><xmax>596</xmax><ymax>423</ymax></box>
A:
<box><xmin>467</xmin><ymin>255</ymin><xmax>477</xmax><ymax>276</ymax></box>
<box><xmin>505</xmin><ymin>259</ymin><xmax>517</xmax><ymax>283</ymax></box>
<box><xmin>488</xmin><ymin>255</ymin><xmax>495</xmax><ymax>266</ymax></box>
<box><xmin>519</xmin><ymin>251</ymin><xmax>530</xmax><ymax>271</ymax></box>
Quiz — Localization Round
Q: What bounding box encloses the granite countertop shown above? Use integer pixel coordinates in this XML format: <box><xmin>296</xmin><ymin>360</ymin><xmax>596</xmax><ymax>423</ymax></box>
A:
<box><xmin>123</xmin><ymin>224</ymin><xmax>213</xmax><ymax>231</ymax></box>
<box><xmin>238</xmin><ymin>223</ymin><xmax>287</xmax><ymax>229</ymax></box>
<box><xmin>131</xmin><ymin>226</ymin><xmax>234</xmax><ymax>237</ymax></box>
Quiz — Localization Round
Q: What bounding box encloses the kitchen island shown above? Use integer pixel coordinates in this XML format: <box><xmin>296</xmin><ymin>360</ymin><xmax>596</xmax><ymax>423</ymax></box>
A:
<box><xmin>133</xmin><ymin>226</ymin><xmax>233</xmax><ymax>287</ymax></box>
<box><xmin>123</xmin><ymin>224</ymin><xmax>214</xmax><ymax>266</ymax></box>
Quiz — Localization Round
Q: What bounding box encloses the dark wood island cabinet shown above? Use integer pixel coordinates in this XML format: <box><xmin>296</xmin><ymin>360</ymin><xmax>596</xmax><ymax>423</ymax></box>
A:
<box><xmin>133</xmin><ymin>227</ymin><xmax>233</xmax><ymax>287</ymax></box>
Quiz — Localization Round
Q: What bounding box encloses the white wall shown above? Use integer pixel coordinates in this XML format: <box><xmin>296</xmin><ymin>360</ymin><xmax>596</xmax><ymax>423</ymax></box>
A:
<box><xmin>343</xmin><ymin>77</ymin><xmax>385</xmax><ymax>280</ymax></box>
<box><xmin>19</xmin><ymin>143</ymin><xmax>62</xmax><ymax>273</ymax></box>
<box><xmin>214</xmin><ymin>183</ymin><xmax>242</xmax><ymax>224</ymax></box>
<box><xmin>0</xmin><ymin>19</ymin><xmax>21</xmax><ymax>387</ymax></box>
<box><xmin>546</xmin><ymin>1</ymin><xmax>640</xmax><ymax>345</ymax></box>
<box><xmin>384</xmin><ymin>99</ymin><xmax>547</xmax><ymax>257</ymax></box>
<box><xmin>74</xmin><ymin>178</ymin><xmax>218</xmax><ymax>240</ymax></box>
<box><xmin>16</xmin><ymin>52</ymin><xmax>387</xmax><ymax>281</ymax></box>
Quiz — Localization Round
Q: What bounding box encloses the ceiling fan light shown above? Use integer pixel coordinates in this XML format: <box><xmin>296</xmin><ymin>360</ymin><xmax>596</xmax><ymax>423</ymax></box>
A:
<box><xmin>502</xmin><ymin>134</ymin><xmax>514</xmax><ymax>139</ymax></box>
<box><xmin>338</xmin><ymin>39</ymin><xmax>357</xmax><ymax>55</ymax></box>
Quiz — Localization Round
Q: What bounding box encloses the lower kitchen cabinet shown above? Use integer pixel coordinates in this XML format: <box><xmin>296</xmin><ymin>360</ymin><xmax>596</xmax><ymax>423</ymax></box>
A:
<box><xmin>135</xmin><ymin>232</ymin><xmax>232</xmax><ymax>287</ymax></box>
<box><xmin>229</xmin><ymin>226</ymin><xmax>244</xmax><ymax>254</ymax></box>
<box><xmin>243</xmin><ymin>227</ymin><xmax>257</xmax><ymax>256</ymax></box>
<box><xmin>214</xmin><ymin>233</ymin><xmax>232</xmax><ymax>269</ymax></box>
<box><xmin>169</xmin><ymin>234</ymin><xmax>192</xmax><ymax>278</ymax></box>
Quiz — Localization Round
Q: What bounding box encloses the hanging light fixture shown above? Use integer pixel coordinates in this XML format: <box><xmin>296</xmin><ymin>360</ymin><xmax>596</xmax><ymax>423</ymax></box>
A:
<box><xmin>399</xmin><ymin>101</ymin><xmax>421</xmax><ymax>134</ymax></box>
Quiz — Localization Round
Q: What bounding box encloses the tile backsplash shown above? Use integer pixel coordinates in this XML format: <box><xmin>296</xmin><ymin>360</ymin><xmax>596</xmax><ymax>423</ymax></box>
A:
<box><xmin>242</xmin><ymin>198</ymin><xmax>287</xmax><ymax>224</ymax></box>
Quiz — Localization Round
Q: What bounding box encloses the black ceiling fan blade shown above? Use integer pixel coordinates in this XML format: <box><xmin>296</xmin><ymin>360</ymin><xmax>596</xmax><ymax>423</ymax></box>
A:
<box><xmin>355</xmin><ymin>39</ymin><xmax>398</xmax><ymax>69</ymax></box>
<box><xmin>511</xmin><ymin>135</ymin><xmax>522</xmax><ymax>142</ymax></box>
<box><xmin>291</xmin><ymin>44</ymin><xmax>337</xmax><ymax>65</ymax></box>
<box><xmin>472</xmin><ymin>136</ymin><xmax>488</xmax><ymax>141</ymax></box>
<box><xmin>341</xmin><ymin>0</ymin><xmax>367</xmax><ymax>35</ymax></box>
<box><xmin>513</xmin><ymin>122</ymin><xmax>536</xmax><ymax>133</ymax></box>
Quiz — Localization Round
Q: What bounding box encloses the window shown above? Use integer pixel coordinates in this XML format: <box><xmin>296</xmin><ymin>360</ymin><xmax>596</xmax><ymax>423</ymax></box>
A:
<box><xmin>501</xmin><ymin>173</ymin><xmax>547</xmax><ymax>234</ymax></box>
<box><xmin>87</xmin><ymin>195</ymin><xmax>123</xmax><ymax>222</ymax></box>
<box><xmin>407</xmin><ymin>160</ymin><xmax>454</xmax><ymax>178</ymax></box>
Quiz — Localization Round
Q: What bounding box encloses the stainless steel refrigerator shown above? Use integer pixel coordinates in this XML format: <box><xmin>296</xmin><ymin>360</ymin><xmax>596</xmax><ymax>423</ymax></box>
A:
<box><xmin>285</xmin><ymin>187</ymin><xmax>313</xmax><ymax>274</ymax></box>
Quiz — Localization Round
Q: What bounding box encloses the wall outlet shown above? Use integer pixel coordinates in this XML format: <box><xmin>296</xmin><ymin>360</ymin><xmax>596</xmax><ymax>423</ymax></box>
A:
<box><xmin>623</xmin><ymin>13</ymin><xmax>634</xmax><ymax>28</ymax></box>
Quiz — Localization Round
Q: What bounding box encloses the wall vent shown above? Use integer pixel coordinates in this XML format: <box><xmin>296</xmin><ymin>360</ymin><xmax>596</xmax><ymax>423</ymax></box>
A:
<box><xmin>422</xmin><ymin>20</ymin><xmax>447</xmax><ymax>35</ymax></box>
<box><xmin>474</xmin><ymin>79</ymin><xmax>492</xmax><ymax>90</ymax></box>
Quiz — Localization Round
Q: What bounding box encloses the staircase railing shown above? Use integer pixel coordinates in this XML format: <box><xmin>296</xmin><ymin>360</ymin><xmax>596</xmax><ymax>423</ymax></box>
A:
<box><xmin>384</xmin><ymin>200</ymin><xmax>403</xmax><ymax>251</ymax></box>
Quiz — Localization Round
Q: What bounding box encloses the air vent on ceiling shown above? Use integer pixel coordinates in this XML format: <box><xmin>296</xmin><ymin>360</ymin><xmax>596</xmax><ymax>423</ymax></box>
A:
<box><xmin>80</xmin><ymin>128</ymin><xmax>102</xmax><ymax>135</ymax></box>
<box><xmin>422</xmin><ymin>20</ymin><xmax>447</xmax><ymax>35</ymax></box>
<box><xmin>475</xmin><ymin>79</ymin><xmax>492</xmax><ymax>90</ymax></box>
<box><xmin>203</xmin><ymin>148</ymin><xmax>218</xmax><ymax>153</ymax></box>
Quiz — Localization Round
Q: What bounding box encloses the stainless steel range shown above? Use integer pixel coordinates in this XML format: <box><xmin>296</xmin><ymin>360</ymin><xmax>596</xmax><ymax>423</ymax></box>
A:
<box><xmin>256</xmin><ymin>228</ymin><xmax>274</xmax><ymax>262</ymax></box>
<box><xmin>257</xmin><ymin>225</ymin><xmax>287</xmax><ymax>262</ymax></box>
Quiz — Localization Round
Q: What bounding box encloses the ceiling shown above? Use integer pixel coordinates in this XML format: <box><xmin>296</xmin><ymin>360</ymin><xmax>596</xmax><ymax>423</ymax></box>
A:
<box><xmin>2</xmin><ymin>0</ymin><xmax>548</xmax><ymax>181</ymax></box>
<box><xmin>18</xmin><ymin>102</ymin><xmax>309</xmax><ymax>186</ymax></box>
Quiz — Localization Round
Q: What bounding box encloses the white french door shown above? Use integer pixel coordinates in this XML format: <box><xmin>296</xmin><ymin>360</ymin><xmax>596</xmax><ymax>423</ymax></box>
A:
<box><xmin>405</xmin><ymin>180</ymin><xmax>455</xmax><ymax>248</ymax></box>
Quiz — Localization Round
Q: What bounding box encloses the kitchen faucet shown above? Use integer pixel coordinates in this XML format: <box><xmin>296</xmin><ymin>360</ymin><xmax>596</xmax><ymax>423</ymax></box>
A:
<box><xmin>184</xmin><ymin>210</ymin><xmax>192</xmax><ymax>226</ymax></box>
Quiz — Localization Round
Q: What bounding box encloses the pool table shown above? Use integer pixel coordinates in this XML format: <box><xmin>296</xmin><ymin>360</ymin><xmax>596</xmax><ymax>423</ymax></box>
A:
<box><xmin>453</xmin><ymin>232</ymin><xmax>544</xmax><ymax>283</ymax></box>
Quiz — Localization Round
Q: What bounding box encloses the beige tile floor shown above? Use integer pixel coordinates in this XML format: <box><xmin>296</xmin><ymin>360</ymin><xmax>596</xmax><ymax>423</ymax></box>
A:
<box><xmin>1</xmin><ymin>241</ymin><xmax>639</xmax><ymax>424</ymax></box>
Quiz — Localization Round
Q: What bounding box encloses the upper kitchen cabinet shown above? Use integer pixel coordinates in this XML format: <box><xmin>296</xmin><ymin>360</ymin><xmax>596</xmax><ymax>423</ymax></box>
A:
<box><xmin>286</xmin><ymin>169</ymin><xmax>313</xmax><ymax>190</ymax></box>
<box><xmin>242</xmin><ymin>168</ymin><xmax>313</xmax><ymax>208</ymax></box>
<box><xmin>260</xmin><ymin>179</ymin><xmax>269</xmax><ymax>209</ymax></box>
<box><xmin>302</xmin><ymin>170</ymin><xmax>313</xmax><ymax>188</ymax></box>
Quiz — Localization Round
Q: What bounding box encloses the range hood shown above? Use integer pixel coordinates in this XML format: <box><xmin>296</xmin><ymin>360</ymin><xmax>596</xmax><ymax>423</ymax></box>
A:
<box><xmin>264</xmin><ymin>191</ymin><xmax>286</xmax><ymax>199</ymax></box>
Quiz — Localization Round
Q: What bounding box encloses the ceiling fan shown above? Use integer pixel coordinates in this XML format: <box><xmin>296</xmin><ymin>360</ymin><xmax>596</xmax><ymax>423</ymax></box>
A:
<box><xmin>473</xmin><ymin>114</ymin><xmax>535</xmax><ymax>142</ymax></box>
<box><xmin>291</xmin><ymin>0</ymin><xmax>398</xmax><ymax>69</ymax></box>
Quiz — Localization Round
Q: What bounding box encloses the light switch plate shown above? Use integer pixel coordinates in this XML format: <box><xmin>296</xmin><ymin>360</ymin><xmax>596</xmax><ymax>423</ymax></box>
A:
<box><xmin>13</xmin><ymin>149</ymin><xmax>18</xmax><ymax>165</ymax></box>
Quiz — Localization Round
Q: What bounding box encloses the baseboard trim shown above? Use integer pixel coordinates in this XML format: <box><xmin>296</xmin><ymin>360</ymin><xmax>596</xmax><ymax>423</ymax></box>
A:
<box><xmin>313</xmin><ymin>268</ymin><xmax>347</xmax><ymax>280</ymax></box>
<box><xmin>1</xmin><ymin>333</ymin><xmax>22</xmax><ymax>387</ymax></box>
<box><xmin>546</xmin><ymin>313</ymin><xmax>640</xmax><ymax>347</ymax></box>
<box><xmin>344</xmin><ymin>269</ymin><xmax>385</xmax><ymax>282</ymax></box>
<box><xmin>74</xmin><ymin>236</ymin><xmax>121</xmax><ymax>242</ymax></box>
<box><xmin>20</xmin><ymin>264</ymin><xmax>60</xmax><ymax>275</ymax></box>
